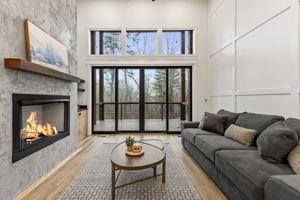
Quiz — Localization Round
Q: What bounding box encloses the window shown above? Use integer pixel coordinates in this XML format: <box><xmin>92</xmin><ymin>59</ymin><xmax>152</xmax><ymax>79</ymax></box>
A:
<box><xmin>126</xmin><ymin>31</ymin><xmax>157</xmax><ymax>55</ymax></box>
<box><xmin>162</xmin><ymin>30</ymin><xmax>193</xmax><ymax>55</ymax></box>
<box><xmin>90</xmin><ymin>30</ymin><xmax>193</xmax><ymax>56</ymax></box>
<box><xmin>90</xmin><ymin>31</ymin><xmax>121</xmax><ymax>55</ymax></box>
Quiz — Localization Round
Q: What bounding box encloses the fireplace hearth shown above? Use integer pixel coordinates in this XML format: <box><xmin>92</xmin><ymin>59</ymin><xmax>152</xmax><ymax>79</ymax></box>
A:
<box><xmin>12</xmin><ymin>94</ymin><xmax>70</xmax><ymax>163</ymax></box>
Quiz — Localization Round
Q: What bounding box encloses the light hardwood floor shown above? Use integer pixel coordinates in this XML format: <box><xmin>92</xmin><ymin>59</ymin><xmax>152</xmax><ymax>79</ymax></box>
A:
<box><xmin>18</xmin><ymin>134</ymin><xmax>227</xmax><ymax>200</ymax></box>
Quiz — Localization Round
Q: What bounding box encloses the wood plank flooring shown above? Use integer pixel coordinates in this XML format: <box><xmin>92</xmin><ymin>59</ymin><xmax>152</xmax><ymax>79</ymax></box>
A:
<box><xmin>17</xmin><ymin>134</ymin><xmax>227</xmax><ymax>200</ymax></box>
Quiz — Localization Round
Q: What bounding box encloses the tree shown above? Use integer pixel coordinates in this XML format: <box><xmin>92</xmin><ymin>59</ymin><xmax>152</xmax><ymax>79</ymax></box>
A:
<box><xmin>126</xmin><ymin>32</ymin><xmax>156</xmax><ymax>55</ymax></box>
<box><xmin>103</xmin><ymin>32</ymin><xmax>121</xmax><ymax>55</ymax></box>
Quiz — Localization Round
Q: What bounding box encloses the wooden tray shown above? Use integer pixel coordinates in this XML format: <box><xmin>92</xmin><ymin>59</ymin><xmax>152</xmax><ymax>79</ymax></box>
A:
<box><xmin>125</xmin><ymin>149</ymin><xmax>144</xmax><ymax>157</ymax></box>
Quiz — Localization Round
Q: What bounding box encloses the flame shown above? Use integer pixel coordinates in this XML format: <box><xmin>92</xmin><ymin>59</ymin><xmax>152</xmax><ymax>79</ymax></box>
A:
<box><xmin>21</xmin><ymin>112</ymin><xmax>58</xmax><ymax>139</ymax></box>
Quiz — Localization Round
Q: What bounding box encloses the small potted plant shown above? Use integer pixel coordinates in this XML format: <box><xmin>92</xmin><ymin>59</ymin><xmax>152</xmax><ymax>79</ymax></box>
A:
<box><xmin>125</xmin><ymin>136</ymin><xmax>136</xmax><ymax>152</ymax></box>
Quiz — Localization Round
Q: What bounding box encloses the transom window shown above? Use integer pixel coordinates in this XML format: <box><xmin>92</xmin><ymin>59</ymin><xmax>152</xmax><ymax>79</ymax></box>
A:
<box><xmin>90</xmin><ymin>31</ymin><xmax>122</xmax><ymax>55</ymax></box>
<box><xmin>90</xmin><ymin>29</ymin><xmax>193</xmax><ymax>56</ymax></box>
<box><xmin>162</xmin><ymin>30</ymin><xmax>193</xmax><ymax>55</ymax></box>
<box><xmin>126</xmin><ymin>31</ymin><xmax>157</xmax><ymax>55</ymax></box>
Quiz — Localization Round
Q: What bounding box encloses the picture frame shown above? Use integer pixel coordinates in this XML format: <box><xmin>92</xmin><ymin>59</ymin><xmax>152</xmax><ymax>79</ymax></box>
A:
<box><xmin>24</xmin><ymin>19</ymin><xmax>69</xmax><ymax>74</ymax></box>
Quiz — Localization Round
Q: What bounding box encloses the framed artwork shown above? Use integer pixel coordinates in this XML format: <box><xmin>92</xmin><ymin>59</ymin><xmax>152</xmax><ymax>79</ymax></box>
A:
<box><xmin>24</xmin><ymin>19</ymin><xmax>69</xmax><ymax>74</ymax></box>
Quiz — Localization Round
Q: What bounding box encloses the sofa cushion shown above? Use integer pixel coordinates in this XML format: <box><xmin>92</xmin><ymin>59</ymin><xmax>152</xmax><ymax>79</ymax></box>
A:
<box><xmin>194</xmin><ymin>135</ymin><xmax>256</xmax><ymax>162</ymax></box>
<box><xmin>201</xmin><ymin>112</ymin><xmax>228</xmax><ymax>134</ymax></box>
<box><xmin>235</xmin><ymin>112</ymin><xmax>284</xmax><ymax>145</ymax></box>
<box><xmin>215</xmin><ymin>150</ymin><xmax>294</xmax><ymax>200</ymax></box>
<box><xmin>217</xmin><ymin>109</ymin><xmax>241</xmax><ymax>130</ymax></box>
<box><xmin>182</xmin><ymin>128</ymin><xmax>218</xmax><ymax>144</ymax></box>
<box><xmin>257</xmin><ymin>121</ymin><xmax>298</xmax><ymax>163</ymax></box>
<box><xmin>285</xmin><ymin>118</ymin><xmax>300</xmax><ymax>139</ymax></box>
<box><xmin>265</xmin><ymin>175</ymin><xmax>300</xmax><ymax>200</ymax></box>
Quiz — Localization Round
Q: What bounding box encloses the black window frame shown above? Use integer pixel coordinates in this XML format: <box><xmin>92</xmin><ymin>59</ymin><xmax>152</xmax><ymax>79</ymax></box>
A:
<box><xmin>90</xmin><ymin>30</ymin><xmax>122</xmax><ymax>55</ymax></box>
<box><xmin>162</xmin><ymin>30</ymin><xmax>194</xmax><ymax>55</ymax></box>
<box><xmin>91</xmin><ymin>66</ymin><xmax>193</xmax><ymax>134</ymax></box>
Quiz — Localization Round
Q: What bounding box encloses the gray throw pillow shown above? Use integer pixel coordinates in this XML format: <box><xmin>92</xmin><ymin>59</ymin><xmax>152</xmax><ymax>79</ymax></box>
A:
<box><xmin>235</xmin><ymin>112</ymin><xmax>284</xmax><ymax>145</ymax></box>
<box><xmin>201</xmin><ymin>112</ymin><xmax>227</xmax><ymax>134</ymax></box>
<box><xmin>217</xmin><ymin>109</ymin><xmax>241</xmax><ymax>130</ymax></box>
<box><xmin>257</xmin><ymin>122</ymin><xmax>299</xmax><ymax>163</ymax></box>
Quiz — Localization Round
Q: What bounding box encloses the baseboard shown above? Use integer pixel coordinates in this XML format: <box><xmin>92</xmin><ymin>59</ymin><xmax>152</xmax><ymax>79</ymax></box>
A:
<box><xmin>13</xmin><ymin>147</ymin><xmax>83</xmax><ymax>200</ymax></box>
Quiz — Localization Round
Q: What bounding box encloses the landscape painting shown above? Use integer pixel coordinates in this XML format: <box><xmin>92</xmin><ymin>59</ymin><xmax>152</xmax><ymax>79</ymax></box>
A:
<box><xmin>24</xmin><ymin>19</ymin><xmax>69</xmax><ymax>73</ymax></box>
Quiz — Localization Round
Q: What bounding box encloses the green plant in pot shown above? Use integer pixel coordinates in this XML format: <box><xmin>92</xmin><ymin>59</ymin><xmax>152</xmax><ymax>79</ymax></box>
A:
<box><xmin>125</xmin><ymin>136</ymin><xmax>136</xmax><ymax>152</ymax></box>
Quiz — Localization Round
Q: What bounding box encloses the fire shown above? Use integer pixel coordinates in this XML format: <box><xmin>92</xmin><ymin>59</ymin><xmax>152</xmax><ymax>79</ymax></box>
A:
<box><xmin>21</xmin><ymin>112</ymin><xmax>58</xmax><ymax>139</ymax></box>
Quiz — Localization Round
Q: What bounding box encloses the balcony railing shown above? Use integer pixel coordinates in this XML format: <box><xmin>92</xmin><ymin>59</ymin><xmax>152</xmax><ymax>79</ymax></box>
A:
<box><xmin>95</xmin><ymin>102</ymin><xmax>190</xmax><ymax>121</ymax></box>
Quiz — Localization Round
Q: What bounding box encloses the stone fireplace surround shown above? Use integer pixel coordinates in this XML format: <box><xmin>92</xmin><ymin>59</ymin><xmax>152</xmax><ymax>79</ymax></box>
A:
<box><xmin>0</xmin><ymin>0</ymin><xmax>78</xmax><ymax>199</ymax></box>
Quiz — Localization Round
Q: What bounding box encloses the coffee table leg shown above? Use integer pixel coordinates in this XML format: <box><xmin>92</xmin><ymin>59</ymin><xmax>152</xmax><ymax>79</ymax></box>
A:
<box><xmin>162</xmin><ymin>158</ymin><xmax>166</xmax><ymax>183</ymax></box>
<box><xmin>153</xmin><ymin>166</ymin><xmax>157</xmax><ymax>177</ymax></box>
<box><xmin>111</xmin><ymin>164</ymin><xmax>115</xmax><ymax>200</ymax></box>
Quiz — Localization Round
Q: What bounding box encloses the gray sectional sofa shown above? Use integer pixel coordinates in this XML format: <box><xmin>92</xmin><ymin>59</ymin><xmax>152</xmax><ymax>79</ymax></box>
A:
<box><xmin>181</xmin><ymin>111</ymin><xmax>300</xmax><ymax>200</ymax></box>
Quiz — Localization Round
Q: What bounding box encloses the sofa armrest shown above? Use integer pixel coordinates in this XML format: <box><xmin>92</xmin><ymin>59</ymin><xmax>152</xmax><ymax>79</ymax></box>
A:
<box><xmin>181</xmin><ymin>121</ymin><xmax>200</xmax><ymax>130</ymax></box>
<box><xmin>265</xmin><ymin>175</ymin><xmax>300</xmax><ymax>200</ymax></box>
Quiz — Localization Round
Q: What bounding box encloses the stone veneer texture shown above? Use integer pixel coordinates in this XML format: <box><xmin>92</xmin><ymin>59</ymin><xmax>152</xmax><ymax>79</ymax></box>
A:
<box><xmin>0</xmin><ymin>0</ymin><xmax>78</xmax><ymax>199</ymax></box>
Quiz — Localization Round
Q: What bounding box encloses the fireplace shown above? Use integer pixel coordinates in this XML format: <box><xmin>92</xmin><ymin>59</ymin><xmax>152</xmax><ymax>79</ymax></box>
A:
<box><xmin>12</xmin><ymin>94</ymin><xmax>70</xmax><ymax>162</ymax></box>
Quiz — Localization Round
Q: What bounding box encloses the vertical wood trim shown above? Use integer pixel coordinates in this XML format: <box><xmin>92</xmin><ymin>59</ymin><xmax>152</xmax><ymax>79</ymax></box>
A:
<box><xmin>166</xmin><ymin>68</ymin><xmax>169</xmax><ymax>131</ymax></box>
<box><xmin>100</xmin><ymin>31</ymin><xmax>104</xmax><ymax>55</ymax></box>
<box><xmin>181</xmin><ymin>31</ymin><xmax>185</xmax><ymax>54</ymax></box>
<box><xmin>92</xmin><ymin>68</ymin><xmax>96</xmax><ymax>127</ymax></box>
<box><xmin>181</xmin><ymin>69</ymin><xmax>186</xmax><ymax>120</ymax></box>
<box><xmin>189</xmin><ymin>67</ymin><xmax>193</xmax><ymax>121</ymax></box>
<box><xmin>99</xmin><ymin>69</ymin><xmax>104</xmax><ymax>120</ymax></box>
<box><xmin>90</xmin><ymin>31</ymin><xmax>96</xmax><ymax>55</ymax></box>
<box><xmin>115</xmin><ymin>69</ymin><xmax>119</xmax><ymax>131</ymax></box>
<box><xmin>140</xmin><ymin>69</ymin><xmax>145</xmax><ymax>131</ymax></box>
<box><xmin>190</xmin><ymin>30</ymin><xmax>194</xmax><ymax>54</ymax></box>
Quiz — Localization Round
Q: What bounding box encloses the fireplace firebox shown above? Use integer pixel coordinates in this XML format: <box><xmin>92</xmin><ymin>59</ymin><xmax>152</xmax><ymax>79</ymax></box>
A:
<box><xmin>12</xmin><ymin>94</ymin><xmax>70</xmax><ymax>162</ymax></box>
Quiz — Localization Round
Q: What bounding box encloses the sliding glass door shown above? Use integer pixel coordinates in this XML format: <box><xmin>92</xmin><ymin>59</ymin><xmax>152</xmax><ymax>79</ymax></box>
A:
<box><xmin>93</xmin><ymin>68</ymin><xmax>116</xmax><ymax>132</ymax></box>
<box><xmin>118</xmin><ymin>69</ymin><xmax>140</xmax><ymax>131</ymax></box>
<box><xmin>144</xmin><ymin>69</ymin><xmax>167</xmax><ymax>131</ymax></box>
<box><xmin>92</xmin><ymin>66</ymin><xmax>192</xmax><ymax>133</ymax></box>
<box><xmin>168</xmin><ymin>68</ymin><xmax>191</xmax><ymax>131</ymax></box>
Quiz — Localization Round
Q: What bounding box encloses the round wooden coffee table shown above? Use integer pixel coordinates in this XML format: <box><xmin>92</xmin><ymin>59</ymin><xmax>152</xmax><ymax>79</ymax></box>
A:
<box><xmin>110</xmin><ymin>140</ymin><xmax>166</xmax><ymax>200</ymax></box>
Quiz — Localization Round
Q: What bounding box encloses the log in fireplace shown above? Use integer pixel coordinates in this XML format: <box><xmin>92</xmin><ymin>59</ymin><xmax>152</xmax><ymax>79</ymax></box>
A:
<box><xmin>12</xmin><ymin>94</ymin><xmax>70</xmax><ymax>162</ymax></box>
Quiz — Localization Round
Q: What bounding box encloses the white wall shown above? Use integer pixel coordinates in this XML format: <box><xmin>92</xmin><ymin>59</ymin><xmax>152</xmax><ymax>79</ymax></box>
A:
<box><xmin>208</xmin><ymin>0</ymin><xmax>300</xmax><ymax>118</ymax></box>
<box><xmin>77</xmin><ymin>0</ymin><xmax>209</xmax><ymax>133</ymax></box>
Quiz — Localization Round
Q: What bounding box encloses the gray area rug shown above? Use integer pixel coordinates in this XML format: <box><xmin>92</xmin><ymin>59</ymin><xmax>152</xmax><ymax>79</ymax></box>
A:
<box><xmin>59</xmin><ymin>143</ymin><xmax>201</xmax><ymax>200</ymax></box>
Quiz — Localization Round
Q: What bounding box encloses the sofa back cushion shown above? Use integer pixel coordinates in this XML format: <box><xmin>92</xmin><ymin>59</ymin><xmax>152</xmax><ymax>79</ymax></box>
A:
<box><xmin>201</xmin><ymin>112</ymin><xmax>227</xmax><ymax>134</ymax></box>
<box><xmin>257</xmin><ymin>121</ymin><xmax>298</xmax><ymax>163</ymax></box>
<box><xmin>235</xmin><ymin>112</ymin><xmax>284</xmax><ymax>145</ymax></box>
<box><xmin>285</xmin><ymin>118</ymin><xmax>300</xmax><ymax>139</ymax></box>
<box><xmin>217</xmin><ymin>109</ymin><xmax>241</xmax><ymax>130</ymax></box>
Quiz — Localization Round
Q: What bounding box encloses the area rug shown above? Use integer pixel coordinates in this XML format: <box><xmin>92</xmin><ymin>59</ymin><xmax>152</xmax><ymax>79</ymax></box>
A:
<box><xmin>59</xmin><ymin>143</ymin><xmax>202</xmax><ymax>200</ymax></box>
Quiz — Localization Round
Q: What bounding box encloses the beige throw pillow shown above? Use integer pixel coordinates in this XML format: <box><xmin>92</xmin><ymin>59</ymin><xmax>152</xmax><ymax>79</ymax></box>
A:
<box><xmin>288</xmin><ymin>141</ymin><xmax>300</xmax><ymax>175</ymax></box>
<box><xmin>225</xmin><ymin>124</ymin><xmax>257</xmax><ymax>146</ymax></box>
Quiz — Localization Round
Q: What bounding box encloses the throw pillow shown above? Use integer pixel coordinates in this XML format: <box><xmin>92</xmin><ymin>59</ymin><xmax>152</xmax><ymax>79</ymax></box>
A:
<box><xmin>224</xmin><ymin>124</ymin><xmax>256</xmax><ymax>146</ymax></box>
<box><xmin>198</xmin><ymin>115</ymin><xmax>206</xmax><ymax>129</ymax></box>
<box><xmin>235</xmin><ymin>112</ymin><xmax>284</xmax><ymax>145</ymax></box>
<box><xmin>201</xmin><ymin>112</ymin><xmax>227</xmax><ymax>134</ymax></box>
<box><xmin>288</xmin><ymin>141</ymin><xmax>300</xmax><ymax>175</ymax></box>
<box><xmin>257</xmin><ymin>122</ymin><xmax>298</xmax><ymax>163</ymax></box>
<box><xmin>217</xmin><ymin>109</ymin><xmax>241</xmax><ymax>130</ymax></box>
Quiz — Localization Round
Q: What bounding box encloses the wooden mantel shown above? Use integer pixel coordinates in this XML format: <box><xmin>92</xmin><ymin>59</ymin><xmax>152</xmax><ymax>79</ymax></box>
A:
<box><xmin>4</xmin><ymin>58</ymin><xmax>81</xmax><ymax>83</ymax></box>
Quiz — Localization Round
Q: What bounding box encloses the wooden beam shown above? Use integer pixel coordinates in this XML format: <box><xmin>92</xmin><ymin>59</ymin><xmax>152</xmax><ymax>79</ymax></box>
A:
<box><xmin>4</xmin><ymin>58</ymin><xmax>81</xmax><ymax>82</ymax></box>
